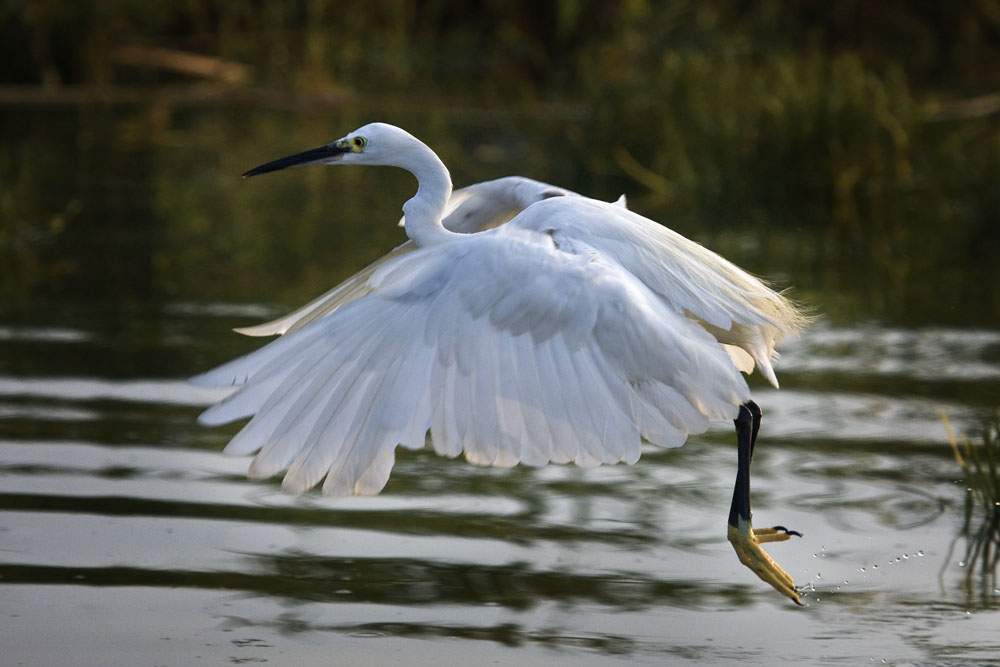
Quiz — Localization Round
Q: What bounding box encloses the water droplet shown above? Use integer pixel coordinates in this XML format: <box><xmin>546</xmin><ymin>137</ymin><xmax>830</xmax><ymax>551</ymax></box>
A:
<box><xmin>902</xmin><ymin>554</ymin><xmax>909</xmax><ymax>560</ymax></box>
<box><xmin>816</xmin><ymin>573</ymin><xmax>822</xmax><ymax>579</ymax></box>
<box><xmin>860</xmin><ymin>567</ymin><xmax>866</xmax><ymax>572</ymax></box>
<box><xmin>872</xmin><ymin>564</ymin><xmax>879</xmax><ymax>569</ymax></box>
<box><xmin>917</xmin><ymin>551</ymin><xmax>924</xmax><ymax>557</ymax></box>
<box><xmin>959</xmin><ymin>561</ymin><xmax>966</xmax><ymax>567</ymax></box>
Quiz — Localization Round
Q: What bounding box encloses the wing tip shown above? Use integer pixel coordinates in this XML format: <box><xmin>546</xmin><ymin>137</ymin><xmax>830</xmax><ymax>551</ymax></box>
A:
<box><xmin>189</xmin><ymin>370</ymin><xmax>225</xmax><ymax>389</ymax></box>
<box><xmin>233</xmin><ymin>322</ymin><xmax>285</xmax><ymax>337</ymax></box>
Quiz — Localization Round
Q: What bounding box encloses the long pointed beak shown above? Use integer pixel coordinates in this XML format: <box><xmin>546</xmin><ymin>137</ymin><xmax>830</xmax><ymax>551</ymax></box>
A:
<box><xmin>242</xmin><ymin>143</ymin><xmax>350</xmax><ymax>178</ymax></box>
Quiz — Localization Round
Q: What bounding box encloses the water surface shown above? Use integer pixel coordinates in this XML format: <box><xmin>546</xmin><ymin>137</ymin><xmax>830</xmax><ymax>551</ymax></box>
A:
<box><xmin>1</xmin><ymin>106</ymin><xmax>998</xmax><ymax>666</ymax></box>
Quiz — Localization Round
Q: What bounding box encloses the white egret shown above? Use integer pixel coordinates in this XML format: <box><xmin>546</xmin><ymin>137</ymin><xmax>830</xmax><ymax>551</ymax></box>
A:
<box><xmin>192</xmin><ymin>123</ymin><xmax>810</xmax><ymax>603</ymax></box>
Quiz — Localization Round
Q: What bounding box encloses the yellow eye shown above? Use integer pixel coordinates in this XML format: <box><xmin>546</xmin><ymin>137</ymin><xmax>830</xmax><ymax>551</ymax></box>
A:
<box><xmin>352</xmin><ymin>136</ymin><xmax>367</xmax><ymax>151</ymax></box>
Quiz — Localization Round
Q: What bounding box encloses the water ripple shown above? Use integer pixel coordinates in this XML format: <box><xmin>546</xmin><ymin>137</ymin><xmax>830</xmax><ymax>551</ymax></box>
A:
<box><xmin>780</xmin><ymin>324</ymin><xmax>1000</xmax><ymax>382</ymax></box>
<box><xmin>0</xmin><ymin>376</ymin><xmax>231</xmax><ymax>406</ymax></box>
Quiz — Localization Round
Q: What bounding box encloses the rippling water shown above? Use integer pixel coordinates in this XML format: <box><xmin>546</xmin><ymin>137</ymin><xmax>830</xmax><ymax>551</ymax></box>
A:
<box><xmin>2</xmin><ymin>310</ymin><xmax>999</xmax><ymax>665</ymax></box>
<box><xmin>2</xmin><ymin>106</ymin><xmax>999</xmax><ymax>665</ymax></box>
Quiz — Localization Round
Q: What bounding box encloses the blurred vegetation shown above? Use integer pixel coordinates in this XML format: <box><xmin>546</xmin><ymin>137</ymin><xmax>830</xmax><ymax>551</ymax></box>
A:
<box><xmin>1</xmin><ymin>1</ymin><xmax>999</xmax><ymax>325</ymax></box>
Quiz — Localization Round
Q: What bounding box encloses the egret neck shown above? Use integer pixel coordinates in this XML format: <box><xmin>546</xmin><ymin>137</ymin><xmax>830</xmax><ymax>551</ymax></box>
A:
<box><xmin>397</xmin><ymin>140</ymin><xmax>458</xmax><ymax>247</ymax></box>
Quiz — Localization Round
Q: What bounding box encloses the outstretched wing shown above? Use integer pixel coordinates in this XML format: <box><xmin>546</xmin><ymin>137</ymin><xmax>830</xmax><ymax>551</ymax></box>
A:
<box><xmin>192</xmin><ymin>224</ymin><xmax>749</xmax><ymax>497</ymax></box>
<box><xmin>511</xmin><ymin>198</ymin><xmax>809</xmax><ymax>387</ymax></box>
<box><xmin>235</xmin><ymin>177</ymin><xmax>625</xmax><ymax>338</ymax></box>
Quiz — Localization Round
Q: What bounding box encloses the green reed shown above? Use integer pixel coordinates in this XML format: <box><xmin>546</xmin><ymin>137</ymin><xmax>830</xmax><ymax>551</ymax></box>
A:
<box><xmin>943</xmin><ymin>413</ymin><xmax>1000</xmax><ymax>602</ymax></box>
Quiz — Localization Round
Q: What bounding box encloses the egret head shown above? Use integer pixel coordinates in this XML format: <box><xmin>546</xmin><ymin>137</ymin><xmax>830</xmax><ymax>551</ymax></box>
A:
<box><xmin>242</xmin><ymin>123</ymin><xmax>425</xmax><ymax>178</ymax></box>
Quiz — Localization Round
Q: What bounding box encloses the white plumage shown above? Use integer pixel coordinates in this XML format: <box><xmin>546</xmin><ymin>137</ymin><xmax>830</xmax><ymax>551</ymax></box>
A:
<box><xmin>192</xmin><ymin>122</ymin><xmax>808</xmax><ymax>499</ymax></box>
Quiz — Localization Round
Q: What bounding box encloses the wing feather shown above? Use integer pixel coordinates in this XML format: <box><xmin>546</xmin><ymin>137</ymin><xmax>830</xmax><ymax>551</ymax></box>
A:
<box><xmin>196</xmin><ymin>223</ymin><xmax>756</xmax><ymax>496</ymax></box>
<box><xmin>429</xmin><ymin>361</ymin><xmax>462</xmax><ymax>458</ymax></box>
<box><xmin>531</xmin><ymin>340</ymin><xmax>579</xmax><ymax>464</ymax></box>
<box><xmin>354</xmin><ymin>447</ymin><xmax>396</xmax><ymax>495</ymax></box>
<box><xmin>469</xmin><ymin>324</ymin><xmax>501</xmax><ymax>466</ymax></box>
<box><xmin>513</xmin><ymin>198</ymin><xmax>809</xmax><ymax>387</ymax></box>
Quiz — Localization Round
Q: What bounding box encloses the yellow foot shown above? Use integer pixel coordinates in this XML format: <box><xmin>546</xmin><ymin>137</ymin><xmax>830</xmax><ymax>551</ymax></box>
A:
<box><xmin>728</xmin><ymin>519</ymin><xmax>802</xmax><ymax>605</ymax></box>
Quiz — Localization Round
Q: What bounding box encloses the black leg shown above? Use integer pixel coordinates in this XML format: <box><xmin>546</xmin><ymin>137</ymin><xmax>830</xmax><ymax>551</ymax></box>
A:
<box><xmin>726</xmin><ymin>400</ymin><xmax>803</xmax><ymax>604</ymax></box>
<box><xmin>729</xmin><ymin>401</ymin><xmax>801</xmax><ymax>537</ymax></box>
<box><xmin>727</xmin><ymin>403</ymin><xmax>755</xmax><ymax>530</ymax></box>
<box><xmin>746</xmin><ymin>399</ymin><xmax>761</xmax><ymax>462</ymax></box>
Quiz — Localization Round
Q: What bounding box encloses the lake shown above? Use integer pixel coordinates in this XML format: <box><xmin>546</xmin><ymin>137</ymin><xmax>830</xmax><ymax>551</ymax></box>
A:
<box><xmin>1</xmin><ymin>104</ymin><xmax>998</xmax><ymax>665</ymax></box>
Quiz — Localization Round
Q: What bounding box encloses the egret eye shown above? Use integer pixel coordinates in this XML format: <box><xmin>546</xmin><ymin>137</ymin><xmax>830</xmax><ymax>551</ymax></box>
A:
<box><xmin>352</xmin><ymin>136</ymin><xmax>367</xmax><ymax>151</ymax></box>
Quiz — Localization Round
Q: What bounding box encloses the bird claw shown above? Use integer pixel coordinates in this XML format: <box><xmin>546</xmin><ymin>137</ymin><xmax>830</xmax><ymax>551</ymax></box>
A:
<box><xmin>728</xmin><ymin>520</ymin><xmax>803</xmax><ymax>605</ymax></box>
<box><xmin>754</xmin><ymin>525</ymin><xmax>802</xmax><ymax>542</ymax></box>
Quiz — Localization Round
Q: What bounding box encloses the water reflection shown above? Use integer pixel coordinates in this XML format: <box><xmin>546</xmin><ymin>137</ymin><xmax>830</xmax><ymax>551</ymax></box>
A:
<box><xmin>2</xmin><ymin>316</ymin><xmax>999</xmax><ymax>662</ymax></box>
<box><xmin>783</xmin><ymin>324</ymin><xmax>1000</xmax><ymax>384</ymax></box>
<box><xmin>2</xmin><ymin>104</ymin><xmax>999</xmax><ymax>664</ymax></box>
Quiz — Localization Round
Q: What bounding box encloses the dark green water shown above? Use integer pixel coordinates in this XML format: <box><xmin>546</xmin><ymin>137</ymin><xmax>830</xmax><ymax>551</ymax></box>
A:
<box><xmin>1</xmin><ymin>104</ymin><xmax>999</xmax><ymax>665</ymax></box>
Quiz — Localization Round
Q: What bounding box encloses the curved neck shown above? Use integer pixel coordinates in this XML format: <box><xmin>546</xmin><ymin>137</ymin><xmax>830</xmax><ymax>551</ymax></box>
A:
<box><xmin>398</xmin><ymin>143</ymin><xmax>458</xmax><ymax>247</ymax></box>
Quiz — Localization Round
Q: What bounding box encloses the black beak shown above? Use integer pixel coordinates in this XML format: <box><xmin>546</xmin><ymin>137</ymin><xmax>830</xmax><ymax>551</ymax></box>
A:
<box><xmin>242</xmin><ymin>143</ymin><xmax>350</xmax><ymax>178</ymax></box>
